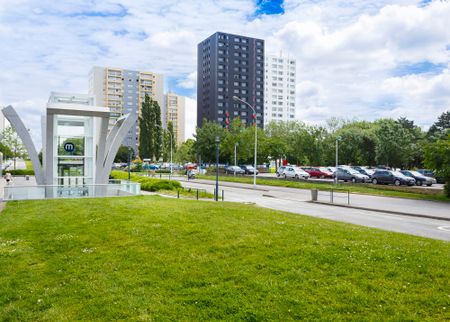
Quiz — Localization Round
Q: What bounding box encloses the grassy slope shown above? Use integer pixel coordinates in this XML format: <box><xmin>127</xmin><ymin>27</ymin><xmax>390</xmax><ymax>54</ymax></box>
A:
<box><xmin>198</xmin><ymin>175</ymin><xmax>449</xmax><ymax>202</ymax></box>
<box><xmin>0</xmin><ymin>197</ymin><xmax>449</xmax><ymax>321</ymax></box>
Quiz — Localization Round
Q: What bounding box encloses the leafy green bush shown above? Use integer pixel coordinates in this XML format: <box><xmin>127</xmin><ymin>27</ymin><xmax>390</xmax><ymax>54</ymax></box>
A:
<box><xmin>110</xmin><ymin>171</ymin><xmax>181</xmax><ymax>192</ymax></box>
<box><xmin>4</xmin><ymin>169</ymin><xmax>35</xmax><ymax>176</ymax></box>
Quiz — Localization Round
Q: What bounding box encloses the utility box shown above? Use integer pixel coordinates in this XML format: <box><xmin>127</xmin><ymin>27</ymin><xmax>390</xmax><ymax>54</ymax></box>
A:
<box><xmin>311</xmin><ymin>189</ymin><xmax>318</xmax><ymax>201</ymax></box>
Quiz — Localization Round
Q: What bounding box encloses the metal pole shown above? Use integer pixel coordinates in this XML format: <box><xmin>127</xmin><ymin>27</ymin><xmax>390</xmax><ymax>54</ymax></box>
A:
<box><xmin>215</xmin><ymin>138</ymin><xmax>219</xmax><ymax>201</ymax></box>
<box><xmin>127</xmin><ymin>148</ymin><xmax>131</xmax><ymax>180</ymax></box>
<box><xmin>254</xmin><ymin>120</ymin><xmax>257</xmax><ymax>188</ymax></box>
<box><xmin>170</xmin><ymin>132</ymin><xmax>173</xmax><ymax>179</ymax></box>
<box><xmin>234</xmin><ymin>143</ymin><xmax>237</xmax><ymax>167</ymax></box>
<box><xmin>335</xmin><ymin>139</ymin><xmax>338</xmax><ymax>185</ymax></box>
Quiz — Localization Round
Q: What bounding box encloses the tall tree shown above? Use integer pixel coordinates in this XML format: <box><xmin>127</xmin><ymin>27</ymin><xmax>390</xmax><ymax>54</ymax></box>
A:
<box><xmin>427</xmin><ymin>111</ymin><xmax>450</xmax><ymax>141</ymax></box>
<box><xmin>162</xmin><ymin>121</ymin><xmax>176</xmax><ymax>162</ymax></box>
<box><xmin>153</xmin><ymin>99</ymin><xmax>163</xmax><ymax>160</ymax></box>
<box><xmin>193</xmin><ymin>119</ymin><xmax>224</xmax><ymax>164</ymax></box>
<box><xmin>175</xmin><ymin>139</ymin><xmax>196</xmax><ymax>163</ymax></box>
<box><xmin>424</xmin><ymin>134</ymin><xmax>450</xmax><ymax>196</ymax></box>
<box><xmin>139</xmin><ymin>94</ymin><xmax>153</xmax><ymax>159</ymax></box>
<box><xmin>374</xmin><ymin>119</ymin><xmax>414</xmax><ymax>168</ymax></box>
<box><xmin>1</xmin><ymin>126</ymin><xmax>27</xmax><ymax>169</ymax></box>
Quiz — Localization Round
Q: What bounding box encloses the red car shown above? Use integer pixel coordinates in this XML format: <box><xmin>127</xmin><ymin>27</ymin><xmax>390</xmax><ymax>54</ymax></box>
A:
<box><xmin>302</xmin><ymin>167</ymin><xmax>333</xmax><ymax>178</ymax></box>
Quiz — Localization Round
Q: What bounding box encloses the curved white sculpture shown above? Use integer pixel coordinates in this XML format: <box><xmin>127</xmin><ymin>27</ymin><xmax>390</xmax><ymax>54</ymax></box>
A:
<box><xmin>1</xmin><ymin>105</ymin><xmax>45</xmax><ymax>184</ymax></box>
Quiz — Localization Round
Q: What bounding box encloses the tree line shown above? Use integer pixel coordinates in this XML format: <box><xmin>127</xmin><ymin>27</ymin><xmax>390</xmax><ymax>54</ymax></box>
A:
<box><xmin>174</xmin><ymin>111</ymin><xmax>449</xmax><ymax>170</ymax></box>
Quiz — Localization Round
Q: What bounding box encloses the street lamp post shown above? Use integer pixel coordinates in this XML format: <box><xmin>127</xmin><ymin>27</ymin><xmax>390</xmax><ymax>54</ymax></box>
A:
<box><xmin>127</xmin><ymin>147</ymin><xmax>132</xmax><ymax>181</ymax></box>
<box><xmin>215</xmin><ymin>136</ymin><xmax>220</xmax><ymax>201</ymax></box>
<box><xmin>335</xmin><ymin>136</ymin><xmax>342</xmax><ymax>185</ymax></box>
<box><xmin>234</xmin><ymin>142</ymin><xmax>239</xmax><ymax>176</ymax></box>
<box><xmin>232</xmin><ymin>96</ymin><xmax>257</xmax><ymax>188</ymax></box>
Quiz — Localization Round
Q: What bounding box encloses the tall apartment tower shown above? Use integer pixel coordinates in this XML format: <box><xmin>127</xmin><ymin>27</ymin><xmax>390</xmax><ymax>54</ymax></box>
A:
<box><xmin>197</xmin><ymin>32</ymin><xmax>265</xmax><ymax>129</ymax></box>
<box><xmin>89</xmin><ymin>67</ymin><xmax>164</xmax><ymax>153</ymax></box>
<box><xmin>165</xmin><ymin>93</ymin><xmax>186</xmax><ymax>145</ymax></box>
<box><xmin>264</xmin><ymin>54</ymin><xmax>296</xmax><ymax>125</ymax></box>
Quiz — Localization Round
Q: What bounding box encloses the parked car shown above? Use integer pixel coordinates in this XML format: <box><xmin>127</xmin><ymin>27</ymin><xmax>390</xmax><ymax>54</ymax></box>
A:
<box><xmin>416</xmin><ymin>169</ymin><xmax>445</xmax><ymax>184</ymax></box>
<box><xmin>327</xmin><ymin>166</ymin><xmax>337</xmax><ymax>174</ymax></box>
<box><xmin>240</xmin><ymin>165</ymin><xmax>259</xmax><ymax>175</ymax></box>
<box><xmin>302</xmin><ymin>167</ymin><xmax>333</xmax><ymax>178</ymax></box>
<box><xmin>276</xmin><ymin>166</ymin><xmax>286</xmax><ymax>177</ymax></box>
<box><xmin>352</xmin><ymin>166</ymin><xmax>375</xmax><ymax>179</ymax></box>
<box><xmin>225</xmin><ymin>165</ymin><xmax>245</xmax><ymax>175</ymax></box>
<box><xmin>336</xmin><ymin>167</ymin><xmax>369</xmax><ymax>183</ymax></box>
<box><xmin>283</xmin><ymin>166</ymin><xmax>310</xmax><ymax>180</ymax></box>
<box><xmin>371</xmin><ymin>170</ymin><xmax>415</xmax><ymax>186</ymax></box>
<box><xmin>400</xmin><ymin>170</ymin><xmax>435</xmax><ymax>186</ymax></box>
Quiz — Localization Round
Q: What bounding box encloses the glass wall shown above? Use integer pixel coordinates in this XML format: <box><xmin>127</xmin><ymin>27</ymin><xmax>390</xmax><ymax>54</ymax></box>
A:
<box><xmin>53</xmin><ymin>116</ymin><xmax>95</xmax><ymax>185</ymax></box>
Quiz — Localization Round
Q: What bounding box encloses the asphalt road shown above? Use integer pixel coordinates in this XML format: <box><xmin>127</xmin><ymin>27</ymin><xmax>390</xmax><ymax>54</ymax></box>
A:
<box><xmin>178</xmin><ymin>178</ymin><xmax>450</xmax><ymax>241</ymax></box>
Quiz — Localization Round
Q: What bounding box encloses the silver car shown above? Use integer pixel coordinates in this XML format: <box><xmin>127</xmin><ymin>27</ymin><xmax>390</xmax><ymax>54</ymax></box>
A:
<box><xmin>283</xmin><ymin>166</ymin><xmax>310</xmax><ymax>180</ymax></box>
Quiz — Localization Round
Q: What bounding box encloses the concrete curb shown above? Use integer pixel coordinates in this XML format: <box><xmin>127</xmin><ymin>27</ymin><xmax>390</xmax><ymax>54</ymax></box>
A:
<box><xmin>309</xmin><ymin>200</ymin><xmax>450</xmax><ymax>222</ymax></box>
<box><xmin>182</xmin><ymin>180</ymin><xmax>270</xmax><ymax>192</ymax></box>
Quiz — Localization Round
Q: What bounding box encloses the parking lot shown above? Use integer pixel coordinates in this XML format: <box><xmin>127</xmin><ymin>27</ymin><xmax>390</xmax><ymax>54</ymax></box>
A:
<box><xmin>256</xmin><ymin>172</ymin><xmax>445</xmax><ymax>190</ymax></box>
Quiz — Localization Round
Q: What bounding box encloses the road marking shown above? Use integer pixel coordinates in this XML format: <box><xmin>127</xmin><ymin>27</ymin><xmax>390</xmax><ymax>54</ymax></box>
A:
<box><xmin>437</xmin><ymin>226</ymin><xmax>450</xmax><ymax>232</ymax></box>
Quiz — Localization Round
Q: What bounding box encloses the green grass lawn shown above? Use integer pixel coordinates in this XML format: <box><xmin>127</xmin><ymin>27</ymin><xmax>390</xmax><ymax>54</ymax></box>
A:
<box><xmin>1</xmin><ymin>197</ymin><xmax>449</xmax><ymax>321</ymax></box>
<box><xmin>24</xmin><ymin>160</ymin><xmax>33</xmax><ymax>171</ymax></box>
<box><xmin>198</xmin><ymin>175</ymin><xmax>450</xmax><ymax>202</ymax></box>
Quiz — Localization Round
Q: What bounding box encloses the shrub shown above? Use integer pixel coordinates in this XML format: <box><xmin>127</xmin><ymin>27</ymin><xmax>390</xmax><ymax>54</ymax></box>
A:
<box><xmin>4</xmin><ymin>169</ymin><xmax>35</xmax><ymax>176</ymax></box>
<box><xmin>110</xmin><ymin>171</ymin><xmax>181</xmax><ymax>192</ymax></box>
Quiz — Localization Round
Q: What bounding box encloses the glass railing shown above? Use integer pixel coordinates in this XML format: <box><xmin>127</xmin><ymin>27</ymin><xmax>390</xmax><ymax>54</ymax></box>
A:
<box><xmin>3</xmin><ymin>180</ymin><xmax>141</xmax><ymax>201</ymax></box>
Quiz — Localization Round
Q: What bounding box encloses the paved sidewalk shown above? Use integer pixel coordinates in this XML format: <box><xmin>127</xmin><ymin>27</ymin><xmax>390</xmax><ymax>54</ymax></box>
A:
<box><xmin>0</xmin><ymin>175</ymin><xmax>37</xmax><ymax>200</ymax></box>
<box><xmin>178</xmin><ymin>178</ymin><xmax>450</xmax><ymax>221</ymax></box>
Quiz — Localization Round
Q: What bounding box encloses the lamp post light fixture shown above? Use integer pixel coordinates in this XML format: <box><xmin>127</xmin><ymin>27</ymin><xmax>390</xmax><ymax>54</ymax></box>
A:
<box><xmin>215</xmin><ymin>136</ymin><xmax>220</xmax><ymax>201</ymax></box>
<box><xmin>335</xmin><ymin>135</ymin><xmax>342</xmax><ymax>185</ymax></box>
<box><xmin>232</xmin><ymin>96</ymin><xmax>257</xmax><ymax>188</ymax></box>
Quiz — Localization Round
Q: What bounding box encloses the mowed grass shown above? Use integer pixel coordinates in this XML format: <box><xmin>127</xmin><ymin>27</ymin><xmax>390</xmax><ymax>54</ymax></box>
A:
<box><xmin>198</xmin><ymin>175</ymin><xmax>450</xmax><ymax>202</ymax></box>
<box><xmin>0</xmin><ymin>197</ymin><xmax>449</xmax><ymax>321</ymax></box>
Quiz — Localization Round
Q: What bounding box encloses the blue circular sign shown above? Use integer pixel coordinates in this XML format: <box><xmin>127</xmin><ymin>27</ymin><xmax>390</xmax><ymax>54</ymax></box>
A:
<box><xmin>64</xmin><ymin>142</ymin><xmax>75</xmax><ymax>153</ymax></box>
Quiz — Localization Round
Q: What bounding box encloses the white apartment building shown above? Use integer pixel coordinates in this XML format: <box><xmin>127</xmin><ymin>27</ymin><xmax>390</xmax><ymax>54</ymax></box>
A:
<box><xmin>165</xmin><ymin>93</ymin><xmax>186</xmax><ymax>145</ymax></box>
<box><xmin>88</xmin><ymin>66</ymin><xmax>164</xmax><ymax>153</ymax></box>
<box><xmin>264</xmin><ymin>54</ymin><xmax>296</xmax><ymax>126</ymax></box>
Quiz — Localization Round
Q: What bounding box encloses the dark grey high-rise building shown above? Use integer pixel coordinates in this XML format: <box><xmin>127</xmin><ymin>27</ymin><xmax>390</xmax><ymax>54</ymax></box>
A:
<box><xmin>197</xmin><ymin>32</ymin><xmax>264</xmax><ymax>129</ymax></box>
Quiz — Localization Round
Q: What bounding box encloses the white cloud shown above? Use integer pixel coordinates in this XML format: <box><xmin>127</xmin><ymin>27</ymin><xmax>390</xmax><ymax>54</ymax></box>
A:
<box><xmin>177</xmin><ymin>72</ymin><xmax>197</xmax><ymax>89</ymax></box>
<box><xmin>0</xmin><ymin>0</ymin><xmax>449</xmax><ymax>149</ymax></box>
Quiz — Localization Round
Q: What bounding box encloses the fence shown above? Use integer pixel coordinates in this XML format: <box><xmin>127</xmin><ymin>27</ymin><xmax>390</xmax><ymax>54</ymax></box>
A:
<box><xmin>311</xmin><ymin>188</ymin><xmax>350</xmax><ymax>205</ymax></box>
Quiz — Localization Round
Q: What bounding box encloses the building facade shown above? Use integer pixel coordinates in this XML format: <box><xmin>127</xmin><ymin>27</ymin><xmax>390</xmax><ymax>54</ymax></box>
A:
<box><xmin>264</xmin><ymin>54</ymin><xmax>296</xmax><ymax>126</ymax></box>
<box><xmin>197</xmin><ymin>32</ymin><xmax>265</xmax><ymax>129</ymax></box>
<box><xmin>88</xmin><ymin>67</ymin><xmax>164</xmax><ymax>153</ymax></box>
<box><xmin>165</xmin><ymin>93</ymin><xmax>185</xmax><ymax>145</ymax></box>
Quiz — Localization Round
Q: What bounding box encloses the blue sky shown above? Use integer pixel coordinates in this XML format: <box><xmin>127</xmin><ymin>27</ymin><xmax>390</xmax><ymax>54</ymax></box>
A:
<box><xmin>0</xmin><ymin>0</ymin><xmax>449</xmax><ymax>145</ymax></box>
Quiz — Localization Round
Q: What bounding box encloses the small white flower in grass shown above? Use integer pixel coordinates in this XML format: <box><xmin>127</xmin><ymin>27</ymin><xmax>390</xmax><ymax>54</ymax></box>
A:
<box><xmin>82</xmin><ymin>247</ymin><xmax>96</xmax><ymax>253</ymax></box>
<box><xmin>37</xmin><ymin>299</ymin><xmax>43</xmax><ymax>304</ymax></box>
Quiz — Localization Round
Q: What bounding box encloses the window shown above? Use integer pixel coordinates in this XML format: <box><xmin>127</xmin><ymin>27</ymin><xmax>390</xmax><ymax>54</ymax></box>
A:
<box><xmin>218</xmin><ymin>65</ymin><xmax>224</xmax><ymax>69</ymax></box>
<box><xmin>233</xmin><ymin>82</ymin><xmax>239</xmax><ymax>86</ymax></box>
<box><xmin>218</xmin><ymin>110</ymin><xmax>223</xmax><ymax>114</ymax></box>
<box><xmin>218</xmin><ymin>95</ymin><xmax>224</xmax><ymax>99</ymax></box>
<box><xmin>234</xmin><ymin>37</ymin><xmax>240</xmax><ymax>42</ymax></box>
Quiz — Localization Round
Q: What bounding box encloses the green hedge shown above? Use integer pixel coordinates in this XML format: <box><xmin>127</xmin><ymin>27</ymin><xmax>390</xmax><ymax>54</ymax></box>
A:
<box><xmin>110</xmin><ymin>171</ymin><xmax>181</xmax><ymax>192</ymax></box>
<box><xmin>4</xmin><ymin>169</ymin><xmax>35</xmax><ymax>176</ymax></box>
